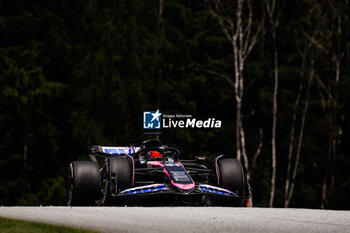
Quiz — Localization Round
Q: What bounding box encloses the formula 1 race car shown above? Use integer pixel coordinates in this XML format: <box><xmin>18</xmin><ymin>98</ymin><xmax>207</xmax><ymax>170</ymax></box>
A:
<box><xmin>66</xmin><ymin>139</ymin><xmax>251</xmax><ymax>207</ymax></box>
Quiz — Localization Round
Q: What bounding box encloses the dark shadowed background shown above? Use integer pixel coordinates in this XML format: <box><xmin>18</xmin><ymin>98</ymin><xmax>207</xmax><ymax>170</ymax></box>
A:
<box><xmin>0</xmin><ymin>0</ymin><xmax>349</xmax><ymax>209</ymax></box>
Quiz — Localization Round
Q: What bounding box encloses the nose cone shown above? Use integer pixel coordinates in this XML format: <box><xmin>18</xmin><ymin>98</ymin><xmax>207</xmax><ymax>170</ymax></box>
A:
<box><xmin>172</xmin><ymin>182</ymin><xmax>196</xmax><ymax>194</ymax></box>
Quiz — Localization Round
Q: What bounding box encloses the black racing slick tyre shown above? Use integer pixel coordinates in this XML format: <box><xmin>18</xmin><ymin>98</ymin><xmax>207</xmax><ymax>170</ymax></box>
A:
<box><xmin>217</xmin><ymin>158</ymin><xmax>247</xmax><ymax>197</ymax></box>
<box><xmin>101</xmin><ymin>156</ymin><xmax>132</xmax><ymax>205</ymax></box>
<box><xmin>67</xmin><ymin>161</ymin><xmax>100</xmax><ymax>206</ymax></box>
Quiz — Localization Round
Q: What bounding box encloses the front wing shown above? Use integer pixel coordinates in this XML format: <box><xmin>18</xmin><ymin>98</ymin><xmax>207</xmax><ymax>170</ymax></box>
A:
<box><xmin>119</xmin><ymin>183</ymin><xmax>245</xmax><ymax>199</ymax></box>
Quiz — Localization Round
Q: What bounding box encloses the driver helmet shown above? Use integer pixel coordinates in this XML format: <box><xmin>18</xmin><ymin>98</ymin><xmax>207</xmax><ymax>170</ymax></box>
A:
<box><xmin>147</xmin><ymin>151</ymin><xmax>163</xmax><ymax>159</ymax></box>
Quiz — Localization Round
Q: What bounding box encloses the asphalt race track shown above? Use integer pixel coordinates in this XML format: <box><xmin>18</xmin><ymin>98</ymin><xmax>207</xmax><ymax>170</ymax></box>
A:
<box><xmin>0</xmin><ymin>206</ymin><xmax>349</xmax><ymax>233</ymax></box>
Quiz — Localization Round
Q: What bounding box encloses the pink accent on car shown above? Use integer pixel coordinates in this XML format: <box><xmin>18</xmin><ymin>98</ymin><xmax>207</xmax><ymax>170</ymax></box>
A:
<box><xmin>147</xmin><ymin>161</ymin><xmax>164</xmax><ymax>168</ymax></box>
<box><xmin>172</xmin><ymin>182</ymin><xmax>195</xmax><ymax>190</ymax></box>
<box><xmin>163</xmin><ymin>162</ymin><xmax>195</xmax><ymax>190</ymax></box>
<box><xmin>163</xmin><ymin>168</ymin><xmax>172</xmax><ymax>180</ymax></box>
<box><xmin>214</xmin><ymin>155</ymin><xmax>224</xmax><ymax>186</ymax></box>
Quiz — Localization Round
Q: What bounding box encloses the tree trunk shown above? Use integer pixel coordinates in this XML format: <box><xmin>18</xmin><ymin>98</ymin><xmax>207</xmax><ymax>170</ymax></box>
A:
<box><xmin>267</xmin><ymin>0</ymin><xmax>280</xmax><ymax>208</ymax></box>
<box><xmin>209</xmin><ymin>0</ymin><xmax>265</xmax><ymax>179</ymax></box>
<box><xmin>269</xmin><ymin>29</ymin><xmax>278</xmax><ymax>208</ymax></box>
<box><xmin>234</xmin><ymin>0</ymin><xmax>244</xmax><ymax>162</ymax></box>
<box><xmin>284</xmin><ymin>82</ymin><xmax>303</xmax><ymax>208</ymax></box>
<box><xmin>321</xmin><ymin>136</ymin><xmax>331</xmax><ymax>209</ymax></box>
<box><xmin>284</xmin><ymin>50</ymin><xmax>306</xmax><ymax>208</ymax></box>
<box><xmin>286</xmin><ymin>60</ymin><xmax>314</xmax><ymax>207</ymax></box>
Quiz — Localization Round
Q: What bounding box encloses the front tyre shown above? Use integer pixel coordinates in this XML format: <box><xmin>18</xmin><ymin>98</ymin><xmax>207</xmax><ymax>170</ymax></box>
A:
<box><xmin>216</xmin><ymin>158</ymin><xmax>249</xmax><ymax>206</ymax></box>
<box><xmin>67</xmin><ymin>161</ymin><xmax>100</xmax><ymax>206</ymax></box>
<box><xmin>101</xmin><ymin>156</ymin><xmax>133</xmax><ymax>205</ymax></box>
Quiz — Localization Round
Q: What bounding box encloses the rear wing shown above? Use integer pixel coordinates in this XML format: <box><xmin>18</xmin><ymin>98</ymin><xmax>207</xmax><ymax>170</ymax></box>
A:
<box><xmin>90</xmin><ymin>145</ymin><xmax>140</xmax><ymax>156</ymax></box>
<box><xmin>89</xmin><ymin>145</ymin><xmax>141</xmax><ymax>163</ymax></box>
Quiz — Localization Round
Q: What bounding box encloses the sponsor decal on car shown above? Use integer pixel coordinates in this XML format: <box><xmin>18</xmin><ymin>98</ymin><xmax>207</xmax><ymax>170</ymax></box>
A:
<box><xmin>171</xmin><ymin>171</ymin><xmax>191</xmax><ymax>182</ymax></box>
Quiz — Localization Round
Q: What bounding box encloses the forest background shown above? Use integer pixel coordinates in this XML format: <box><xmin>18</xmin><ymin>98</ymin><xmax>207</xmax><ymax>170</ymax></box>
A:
<box><xmin>1</xmin><ymin>0</ymin><xmax>350</xmax><ymax>209</ymax></box>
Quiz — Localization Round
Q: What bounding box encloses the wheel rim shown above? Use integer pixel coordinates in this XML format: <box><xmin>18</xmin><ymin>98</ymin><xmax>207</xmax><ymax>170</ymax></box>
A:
<box><xmin>101</xmin><ymin>176</ymin><xmax>108</xmax><ymax>204</ymax></box>
<box><xmin>67</xmin><ymin>169</ymin><xmax>73</xmax><ymax>206</ymax></box>
<box><xmin>101</xmin><ymin>164</ymin><xmax>109</xmax><ymax>205</ymax></box>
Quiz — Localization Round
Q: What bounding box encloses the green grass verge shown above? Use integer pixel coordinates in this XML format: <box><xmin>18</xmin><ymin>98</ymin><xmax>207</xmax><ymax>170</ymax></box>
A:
<box><xmin>0</xmin><ymin>216</ymin><xmax>99</xmax><ymax>233</ymax></box>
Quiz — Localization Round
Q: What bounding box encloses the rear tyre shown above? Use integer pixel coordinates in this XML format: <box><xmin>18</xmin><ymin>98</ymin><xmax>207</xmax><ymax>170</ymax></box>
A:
<box><xmin>67</xmin><ymin>161</ymin><xmax>100</xmax><ymax>206</ymax></box>
<box><xmin>217</xmin><ymin>158</ymin><xmax>247</xmax><ymax>197</ymax></box>
<box><xmin>101</xmin><ymin>156</ymin><xmax>132</xmax><ymax>205</ymax></box>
